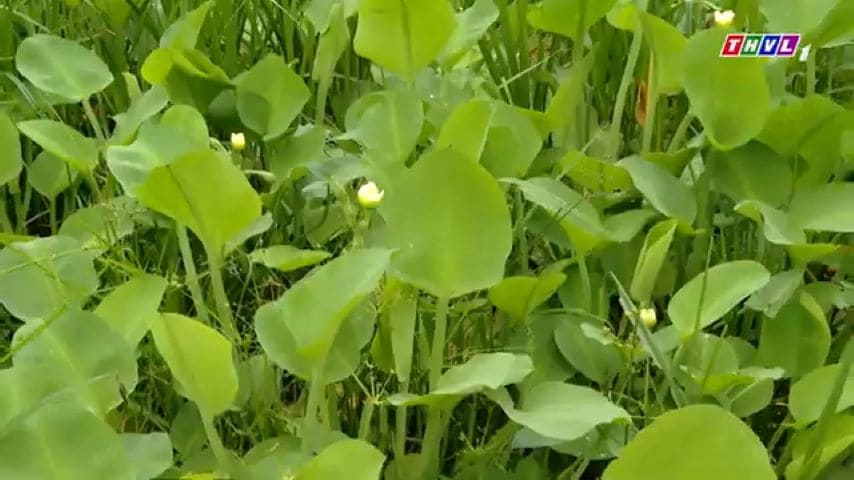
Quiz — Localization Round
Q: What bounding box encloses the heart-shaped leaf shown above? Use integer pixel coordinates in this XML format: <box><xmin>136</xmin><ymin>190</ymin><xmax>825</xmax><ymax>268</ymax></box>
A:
<box><xmin>15</xmin><ymin>34</ymin><xmax>113</xmax><ymax>101</ymax></box>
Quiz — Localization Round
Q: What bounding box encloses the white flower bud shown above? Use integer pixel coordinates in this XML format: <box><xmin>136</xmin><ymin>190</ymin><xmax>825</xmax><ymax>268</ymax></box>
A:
<box><xmin>640</xmin><ymin>308</ymin><xmax>657</xmax><ymax>329</ymax></box>
<box><xmin>357</xmin><ymin>181</ymin><xmax>384</xmax><ymax>208</ymax></box>
<box><xmin>230</xmin><ymin>132</ymin><xmax>246</xmax><ymax>151</ymax></box>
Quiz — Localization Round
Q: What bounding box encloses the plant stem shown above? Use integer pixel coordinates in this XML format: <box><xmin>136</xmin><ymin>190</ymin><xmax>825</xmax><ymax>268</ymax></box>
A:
<box><xmin>419</xmin><ymin>296</ymin><xmax>450</xmax><ymax>478</ymax></box>
<box><xmin>200</xmin><ymin>412</ymin><xmax>238</xmax><ymax>479</ymax></box>
<box><xmin>82</xmin><ymin>97</ymin><xmax>106</xmax><ymax>142</ymax></box>
<box><xmin>206</xmin><ymin>248</ymin><xmax>240</xmax><ymax>344</ymax></box>
<box><xmin>801</xmin><ymin>354</ymin><xmax>853</xmax><ymax>477</ymax></box>
<box><xmin>176</xmin><ymin>224</ymin><xmax>211</xmax><ymax>325</ymax></box>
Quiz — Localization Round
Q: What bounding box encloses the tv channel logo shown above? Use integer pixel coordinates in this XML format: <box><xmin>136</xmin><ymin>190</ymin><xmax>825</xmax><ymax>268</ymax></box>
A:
<box><xmin>720</xmin><ymin>33</ymin><xmax>804</xmax><ymax>58</ymax></box>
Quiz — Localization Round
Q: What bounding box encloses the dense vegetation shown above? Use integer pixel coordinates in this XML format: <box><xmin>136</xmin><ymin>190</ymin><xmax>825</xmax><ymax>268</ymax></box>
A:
<box><xmin>0</xmin><ymin>0</ymin><xmax>852</xmax><ymax>479</ymax></box>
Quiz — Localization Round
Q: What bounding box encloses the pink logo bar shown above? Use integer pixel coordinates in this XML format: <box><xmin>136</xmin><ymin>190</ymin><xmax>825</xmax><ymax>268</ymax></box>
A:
<box><xmin>777</xmin><ymin>34</ymin><xmax>801</xmax><ymax>56</ymax></box>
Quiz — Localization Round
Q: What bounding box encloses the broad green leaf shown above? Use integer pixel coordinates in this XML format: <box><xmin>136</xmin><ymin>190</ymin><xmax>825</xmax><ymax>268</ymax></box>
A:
<box><xmin>0</xmin><ymin>111</ymin><xmax>22</xmax><ymax>185</ymax></box>
<box><xmin>27</xmin><ymin>152</ymin><xmax>77</xmax><ymax>199</ymax></box>
<box><xmin>236</xmin><ymin>54</ymin><xmax>310</xmax><ymax>141</ymax></box>
<box><xmin>638</xmin><ymin>12</ymin><xmax>687</xmax><ymax>95</ymax></box>
<box><xmin>107</xmin><ymin>105</ymin><xmax>210</xmax><ymax>195</ymax></box>
<box><xmin>95</xmin><ymin>273</ymin><xmax>168</xmax><ymax>347</ymax></box>
<box><xmin>388</xmin><ymin>283</ymin><xmax>417</xmax><ymax>384</ymax></box>
<box><xmin>558</xmin><ymin>151</ymin><xmax>633</xmax><ymax>193</ymax></box>
<box><xmin>389</xmin><ymin>353</ymin><xmax>533</xmax><ymax>406</ymax></box>
<box><xmin>268</xmin><ymin>125</ymin><xmax>326</xmax><ymax>182</ymax></box>
<box><xmin>730</xmin><ymin>378</ymin><xmax>775</xmax><ymax>418</ymax></box>
<box><xmin>620</xmin><ymin>156</ymin><xmax>696</xmax><ymax>225</ymax></box>
<box><xmin>631</xmin><ymin>220</ymin><xmax>677</xmax><ymax>303</ymax></box>
<box><xmin>141</xmin><ymin>48</ymin><xmax>230</xmax><ymax>112</ymax></box>
<box><xmin>789</xmin><ymin>364</ymin><xmax>854</xmax><ymax>426</ymax></box>
<box><xmin>135</xmin><ymin>149</ymin><xmax>262</xmax><ymax>254</ymax></box>
<box><xmin>481</xmin><ymin>103</ymin><xmax>543</xmax><ymax>178</ymax></box>
<box><xmin>602</xmin><ymin>404</ymin><xmax>775</xmax><ymax>480</ymax></box>
<box><xmin>94</xmin><ymin>0</ymin><xmax>131</xmax><ymax>29</ymax></box>
<box><xmin>344</xmin><ymin>90</ymin><xmax>423</xmax><ymax>164</ymax></box>
<box><xmin>256</xmin><ymin>248</ymin><xmax>391</xmax><ymax>365</ymax></box>
<box><xmin>0</xmin><ymin>236</ymin><xmax>97</xmax><ymax>321</ymax></box>
<box><xmin>354</xmin><ymin>0</ymin><xmax>456</xmax><ymax>79</ymax></box>
<box><xmin>527</xmin><ymin>0</ymin><xmax>618</xmax><ymax>40</ymax></box>
<box><xmin>59</xmin><ymin>196</ymin><xmax>137</xmax><ymax>249</ymax></box>
<box><xmin>436</xmin><ymin>99</ymin><xmax>494</xmax><ymax>161</ymax></box>
<box><xmin>149</xmin><ymin>313</ymin><xmax>239</xmax><ymax>415</ymax></box>
<box><xmin>488</xmin><ymin>272</ymin><xmax>565</xmax><ymax>319</ymax></box>
<box><xmin>757</xmin><ymin>292</ymin><xmax>830</xmax><ymax>378</ymax></box>
<box><xmin>15</xmin><ymin>34</ymin><xmax>113</xmax><ymax>101</ymax></box>
<box><xmin>380</xmin><ymin>149</ymin><xmax>512</xmax><ymax>298</ymax></box>
<box><xmin>682</xmin><ymin>28</ymin><xmax>771</xmax><ymax>150</ymax></box>
<box><xmin>805</xmin><ymin>0</ymin><xmax>854</xmax><ymax>48</ymax></box>
<box><xmin>294</xmin><ymin>439</ymin><xmax>385</xmax><ymax>480</ymax></box>
<box><xmin>667</xmin><ymin>261</ymin><xmax>771</xmax><ymax>335</ymax></box>
<box><xmin>437</xmin><ymin>0</ymin><xmax>499</xmax><ymax>68</ymax></box>
<box><xmin>312</xmin><ymin>5</ymin><xmax>350</xmax><ymax>87</ymax></box>
<box><xmin>735</xmin><ymin>200</ymin><xmax>807</xmax><ymax>245</ymax></box>
<box><xmin>746</xmin><ymin>269</ymin><xmax>804</xmax><ymax>318</ymax></box>
<box><xmin>488</xmin><ymin>381</ymin><xmax>629</xmax><ymax>442</ymax></box>
<box><xmin>602</xmin><ymin>209</ymin><xmax>657</xmax><ymax>243</ymax></box>
<box><xmin>546</xmin><ymin>51</ymin><xmax>595</xmax><ymax>148</ymax></box>
<box><xmin>121</xmin><ymin>433</ymin><xmax>173</xmax><ymax>480</ymax></box>
<box><xmin>110</xmin><ymin>85</ymin><xmax>170</xmax><ymax>145</ymax></box>
<box><xmin>160</xmin><ymin>1</ymin><xmax>212</xmax><ymax>49</ymax></box>
<box><xmin>0</xmin><ymin>404</ymin><xmax>135</xmax><ymax>480</ymax></box>
<box><xmin>17</xmin><ymin>119</ymin><xmax>98</xmax><ymax>171</ymax></box>
<box><xmin>786</xmin><ymin>414</ymin><xmax>854</xmax><ymax>480</ymax></box>
<box><xmin>249</xmin><ymin>245</ymin><xmax>331</xmax><ymax>273</ymax></box>
<box><xmin>759</xmin><ymin>0</ymin><xmax>841</xmax><ymax>45</ymax></box>
<box><xmin>790</xmin><ymin>183</ymin><xmax>854</xmax><ymax>233</ymax></box>
<box><xmin>505</xmin><ymin>177</ymin><xmax>610</xmax><ymax>253</ymax></box>
<box><xmin>554</xmin><ymin>316</ymin><xmax>624</xmax><ymax>385</ymax></box>
<box><xmin>708</xmin><ymin>141</ymin><xmax>792</xmax><ymax>207</ymax></box>
<box><xmin>305</xmin><ymin>0</ymin><xmax>359</xmax><ymax>32</ymax></box>
<box><xmin>10</xmin><ymin>309</ymin><xmax>137</xmax><ymax>418</ymax></box>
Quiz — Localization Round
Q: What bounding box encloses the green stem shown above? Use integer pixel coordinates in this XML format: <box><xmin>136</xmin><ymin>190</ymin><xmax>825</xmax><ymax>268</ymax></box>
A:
<box><xmin>667</xmin><ymin>112</ymin><xmax>694</xmax><ymax>153</ymax></box>
<box><xmin>0</xmin><ymin>188</ymin><xmax>13</xmax><ymax>233</ymax></box>
<box><xmin>428</xmin><ymin>297</ymin><xmax>450</xmax><ymax>388</ymax></box>
<box><xmin>304</xmin><ymin>366</ymin><xmax>326</xmax><ymax>453</ymax></box>
<box><xmin>806</xmin><ymin>50</ymin><xmax>816</xmax><ymax>96</ymax></box>
<box><xmin>200</xmin><ymin>412</ymin><xmax>237</xmax><ymax>478</ymax></box>
<box><xmin>641</xmin><ymin>68</ymin><xmax>658</xmax><ymax>154</ymax></box>
<box><xmin>358</xmin><ymin>397</ymin><xmax>375</xmax><ymax>441</ymax></box>
<box><xmin>176</xmin><ymin>225</ymin><xmax>211</xmax><ymax>325</ymax></box>
<box><xmin>801</xmin><ymin>354</ymin><xmax>853</xmax><ymax>478</ymax></box>
<box><xmin>419</xmin><ymin>296</ymin><xmax>450</xmax><ymax>478</ymax></box>
<box><xmin>82</xmin><ymin>97</ymin><xmax>106</xmax><ymax>143</ymax></box>
<box><xmin>607</xmin><ymin>31</ymin><xmax>643</xmax><ymax>160</ymax></box>
<box><xmin>207</xmin><ymin>249</ymin><xmax>239</xmax><ymax>344</ymax></box>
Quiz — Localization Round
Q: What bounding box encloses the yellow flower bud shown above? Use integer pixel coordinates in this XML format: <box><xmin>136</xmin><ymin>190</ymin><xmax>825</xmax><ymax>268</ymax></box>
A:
<box><xmin>714</xmin><ymin>10</ymin><xmax>735</xmax><ymax>28</ymax></box>
<box><xmin>357</xmin><ymin>181</ymin><xmax>384</xmax><ymax>208</ymax></box>
<box><xmin>639</xmin><ymin>308</ymin><xmax>657</xmax><ymax>329</ymax></box>
<box><xmin>230</xmin><ymin>132</ymin><xmax>246</xmax><ymax>151</ymax></box>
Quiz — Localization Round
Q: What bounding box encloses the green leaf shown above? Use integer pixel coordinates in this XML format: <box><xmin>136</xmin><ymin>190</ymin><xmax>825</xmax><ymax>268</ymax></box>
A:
<box><xmin>558</xmin><ymin>151</ymin><xmax>633</xmax><ymax>193</ymax></box>
<box><xmin>708</xmin><ymin>141</ymin><xmax>792</xmax><ymax>207</ymax></box>
<box><xmin>437</xmin><ymin>0</ymin><xmax>499</xmax><ymax>68</ymax></box>
<box><xmin>149</xmin><ymin>313</ymin><xmax>239</xmax><ymax>415</ymax></box>
<box><xmin>554</xmin><ymin>316</ymin><xmax>624</xmax><ymax>385</ymax></box>
<box><xmin>805</xmin><ymin>0</ymin><xmax>854</xmax><ymax>48</ymax></box>
<box><xmin>17</xmin><ymin>119</ymin><xmax>98</xmax><ymax>171</ymax></box>
<box><xmin>436</xmin><ymin>99</ymin><xmax>494</xmax><ymax>162</ymax></box>
<box><xmin>294</xmin><ymin>439</ymin><xmax>385</xmax><ymax>480</ymax></box>
<box><xmin>256</xmin><ymin>248</ymin><xmax>391</xmax><ymax>367</ymax></box>
<box><xmin>109</xmin><ymin>86</ymin><xmax>170</xmax><ymax>145</ymax></box>
<box><xmin>160</xmin><ymin>1</ymin><xmax>212</xmax><ymax>49</ymax></box>
<box><xmin>757</xmin><ymin>291</ymin><xmax>830</xmax><ymax>379</ymax></box>
<box><xmin>602</xmin><ymin>404</ymin><xmax>775</xmax><ymax>480</ymax></box>
<box><xmin>344</xmin><ymin>90</ymin><xmax>423</xmax><ymax>164</ymax></box>
<box><xmin>354</xmin><ymin>0</ymin><xmax>456</xmax><ymax>79</ymax></box>
<box><xmin>135</xmin><ymin>149</ymin><xmax>262</xmax><ymax>254</ymax></box>
<box><xmin>546</xmin><ymin>50</ymin><xmax>595</xmax><ymax>148</ymax></box>
<box><xmin>481</xmin><ymin>103</ymin><xmax>543</xmax><ymax>178</ymax></box>
<box><xmin>27</xmin><ymin>152</ymin><xmax>78</xmax><ymax>199</ymax></box>
<box><xmin>620</xmin><ymin>156</ymin><xmax>696</xmax><ymax>225</ymax></box>
<box><xmin>746</xmin><ymin>269</ymin><xmax>804</xmax><ymax>318</ymax></box>
<box><xmin>786</xmin><ymin>414</ymin><xmax>854</xmax><ymax>480</ymax></box>
<box><xmin>789</xmin><ymin>363</ymin><xmax>854</xmax><ymax>426</ymax></box>
<box><xmin>734</xmin><ymin>200</ymin><xmax>806</xmax><ymax>245</ymax></box>
<box><xmin>667</xmin><ymin>260</ymin><xmax>771</xmax><ymax>335</ymax></box>
<box><xmin>790</xmin><ymin>183</ymin><xmax>854</xmax><ymax>233</ymax></box>
<box><xmin>268</xmin><ymin>125</ymin><xmax>326</xmax><ymax>182</ymax></box>
<box><xmin>0</xmin><ymin>236</ymin><xmax>97</xmax><ymax>321</ymax></box>
<box><xmin>249</xmin><ymin>245</ymin><xmax>331</xmax><ymax>273</ymax></box>
<box><xmin>236</xmin><ymin>54</ymin><xmax>310</xmax><ymax>141</ymax></box>
<box><xmin>95</xmin><ymin>273</ymin><xmax>168</xmax><ymax>347</ymax></box>
<box><xmin>527</xmin><ymin>0</ymin><xmax>618</xmax><ymax>40</ymax></box>
<box><xmin>389</xmin><ymin>353</ymin><xmax>533</xmax><ymax>406</ymax></box>
<box><xmin>0</xmin><ymin>110</ymin><xmax>22</xmax><ymax>185</ymax></box>
<box><xmin>638</xmin><ymin>12</ymin><xmax>687</xmax><ymax>95</ymax></box>
<box><xmin>759</xmin><ymin>0</ymin><xmax>841</xmax><ymax>45</ymax></box>
<box><xmin>59</xmin><ymin>196</ymin><xmax>137</xmax><ymax>249</ymax></box>
<box><xmin>121</xmin><ymin>433</ymin><xmax>173</xmax><ymax>480</ymax></box>
<box><xmin>0</xmin><ymin>404</ymin><xmax>135</xmax><ymax>480</ymax></box>
<box><xmin>682</xmin><ymin>28</ymin><xmax>771</xmax><ymax>150</ymax></box>
<box><xmin>15</xmin><ymin>34</ymin><xmax>113</xmax><ymax>101</ymax></box>
<box><xmin>488</xmin><ymin>381</ymin><xmax>630</xmax><ymax>442</ymax></box>
<box><xmin>312</xmin><ymin>5</ymin><xmax>350</xmax><ymax>87</ymax></box>
<box><xmin>380</xmin><ymin>148</ymin><xmax>512</xmax><ymax>298</ymax></box>
<box><xmin>631</xmin><ymin>219</ymin><xmax>678</xmax><ymax>303</ymax></box>
<box><xmin>141</xmin><ymin>48</ymin><xmax>230</xmax><ymax>112</ymax></box>
<box><xmin>488</xmin><ymin>272</ymin><xmax>565</xmax><ymax>319</ymax></box>
<box><xmin>305</xmin><ymin>0</ymin><xmax>359</xmax><ymax>32</ymax></box>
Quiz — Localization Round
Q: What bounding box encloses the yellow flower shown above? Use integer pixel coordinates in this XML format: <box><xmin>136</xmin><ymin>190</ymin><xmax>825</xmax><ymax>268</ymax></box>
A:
<box><xmin>714</xmin><ymin>10</ymin><xmax>736</xmax><ymax>28</ymax></box>
<box><xmin>230</xmin><ymin>132</ymin><xmax>246</xmax><ymax>151</ymax></box>
<box><xmin>639</xmin><ymin>308</ymin><xmax>657</xmax><ymax>329</ymax></box>
<box><xmin>357</xmin><ymin>181</ymin><xmax>384</xmax><ymax>208</ymax></box>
